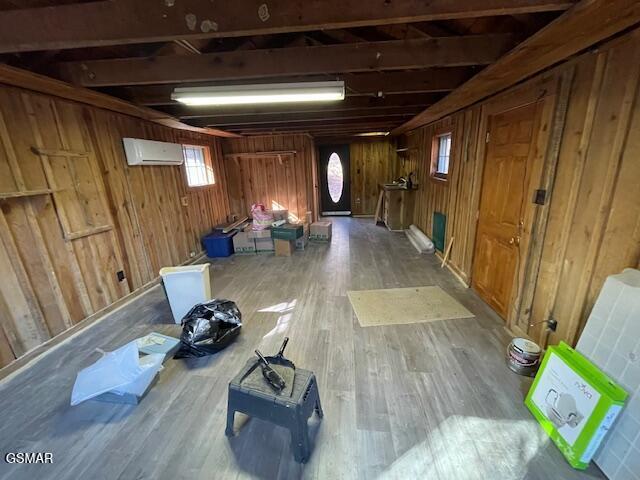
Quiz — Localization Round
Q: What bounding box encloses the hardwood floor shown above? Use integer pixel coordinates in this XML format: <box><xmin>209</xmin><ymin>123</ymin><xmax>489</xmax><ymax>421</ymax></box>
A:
<box><xmin>0</xmin><ymin>217</ymin><xmax>605</xmax><ymax>479</ymax></box>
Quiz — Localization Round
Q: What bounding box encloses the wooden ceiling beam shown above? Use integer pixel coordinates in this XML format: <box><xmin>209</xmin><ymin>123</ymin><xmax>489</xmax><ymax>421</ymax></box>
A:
<box><xmin>111</xmin><ymin>69</ymin><xmax>471</xmax><ymax>106</ymax></box>
<box><xmin>188</xmin><ymin>108</ymin><xmax>421</xmax><ymax>128</ymax></box>
<box><xmin>316</xmin><ymin>29</ymin><xmax>369</xmax><ymax>44</ymax></box>
<box><xmin>313</xmin><ymin>135</ymin><xmax>394</xmax><ymax>144</ymax></box>
<box><xmin>224</xmin><ymin>118</ymin><xmax>402</xmax><ymax>129</ymax></box>
<box><xmin>0</xmin><ymin>0</ymin><xmax>573</xmax><ymax>53</ymax></box>
<box><xmin>0</xmin><ymin>63</ymin><xmax>239</xmax><ymax>137</ymax></box>
<box><xmin>230</xmin><ymin>125</ymin><xmax>400</xmax><ymax>133</ymax></box>
<box><xmin>214</xmin><ymin>119</ymin><xmax>405</xmax><ymax>132</ymax></box>
<box><xmin>161</xmin><ymin>93</ymin><xmax>441</xmax><ymax>118</ymax></box>
<box><xmin>56</xmin><ymin>35</ymin><xmax>514</xmax><ymax>87</ymax></box>
<box><xmin>232</xmin><ymin>127</ymin><xmax>401</xmax><ymax>136</ymax></box>
<box><xmin>393</xmin><ymin>0</ymin><xmax>640</xmax><ymax>134</ymax></box>
<box><xmin>343</xmin><ymin>68</ymin><xmax>474</xmax><ymax>95</ymax></box>
<box><xmin>233</xmin><ymin>127</ymin><xmax>400</xmax><ymax>136</ymax></box>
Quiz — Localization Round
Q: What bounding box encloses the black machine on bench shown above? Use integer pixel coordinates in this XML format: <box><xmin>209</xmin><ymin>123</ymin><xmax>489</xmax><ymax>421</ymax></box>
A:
<box><xmin>255</xmin><ymin>337</ymin><xmax>294</xmax><ymax>390</ymax></box>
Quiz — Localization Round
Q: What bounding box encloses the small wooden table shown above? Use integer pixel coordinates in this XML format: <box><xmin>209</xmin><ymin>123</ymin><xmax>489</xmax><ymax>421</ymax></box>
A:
<box><xmin>377</xmin><ymin>185</ymin><xmax>416</xmax><ymax>231</ymax></box>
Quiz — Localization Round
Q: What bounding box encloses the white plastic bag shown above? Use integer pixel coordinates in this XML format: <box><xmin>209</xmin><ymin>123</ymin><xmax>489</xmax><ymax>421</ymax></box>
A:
<box><xmin>70</xmin><ymin>341</ymin><xmax>164</xmax><ymax>406</ymax></box>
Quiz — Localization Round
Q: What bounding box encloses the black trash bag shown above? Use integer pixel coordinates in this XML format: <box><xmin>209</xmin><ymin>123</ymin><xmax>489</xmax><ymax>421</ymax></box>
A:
<box><xmin>174</xmin><ymin>299</ymin><xmax>242</xmax><ymax>358</ymax></box>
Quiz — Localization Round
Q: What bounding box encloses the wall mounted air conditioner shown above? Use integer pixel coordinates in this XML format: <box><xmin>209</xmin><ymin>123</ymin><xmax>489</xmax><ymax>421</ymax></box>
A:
<box><xmin>122</xmin><ymin>138</ymin><xmax>184</xmax><ymax>166</ymax></box>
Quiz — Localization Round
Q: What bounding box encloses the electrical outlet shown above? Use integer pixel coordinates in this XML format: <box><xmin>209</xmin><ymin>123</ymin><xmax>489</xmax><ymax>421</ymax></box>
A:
<box><xmin>190</xmin><ymin>251</ymin><xmax>196</xmax><ymax>258</ymax></box>
<box><xmin>181</xmin><ymin>196</ymin><xmax>188</xmax><ymax>207</ymax></box>
<box><xmin>116</xmin><ymin>270</ymin><xmax>126</xmax><ymax>282</ymax></box>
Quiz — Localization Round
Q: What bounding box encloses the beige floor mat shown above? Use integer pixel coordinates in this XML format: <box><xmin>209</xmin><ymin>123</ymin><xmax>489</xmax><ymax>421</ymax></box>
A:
<box><xmin>347</xmin><ymin>286</ymin><xmax>475</xmax><ymax>327</ymax></box>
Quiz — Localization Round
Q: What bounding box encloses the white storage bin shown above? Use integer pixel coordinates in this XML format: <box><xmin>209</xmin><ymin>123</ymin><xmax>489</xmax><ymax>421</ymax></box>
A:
<box><xmin>70</xmin><ymin>341</ymin><xmax>164</xmax><ymax>406</ymax></box>
<box><xmin>159</xmin><ymin>263</ymin><xmax>212</xmax><ymax>324</ymax></box>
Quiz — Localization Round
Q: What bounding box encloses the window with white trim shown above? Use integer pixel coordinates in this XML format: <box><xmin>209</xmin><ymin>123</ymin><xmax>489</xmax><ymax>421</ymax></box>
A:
<box><xmin>432</xmin><ymin>132</ymin><xmax>452</xmax><ymax>180</ymax></box>
<box><xmin>182</xmin><ymin>145</ymin><xmax>215</xmax><ymax>187</ymax></box>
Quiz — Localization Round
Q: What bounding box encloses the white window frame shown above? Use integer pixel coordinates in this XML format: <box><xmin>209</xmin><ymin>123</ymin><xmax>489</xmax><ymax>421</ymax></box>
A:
<box><xmin>182</xmin><ymin>144</ymin><xmax>215</xmax><ymax>188</ymax></box>
<box><xmin>431</xmin><ymin>131</ymin><xmax>452</xmax><ymax>181</ymax></box>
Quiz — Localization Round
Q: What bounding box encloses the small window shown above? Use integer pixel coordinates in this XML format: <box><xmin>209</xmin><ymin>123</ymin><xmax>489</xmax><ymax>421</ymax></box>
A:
<box><xmin>327</xmin><ymin>152</ymin><xmax>344</xmax><ymax>204</ymax></box>
<box><xmin>431</xmin><ymin>132</ymin><xmax>452</xmax><ymax>180</ymax></box>
<box><xmin>182</xmin><ymin>145</ymin><xmax>215</xmax><ymax>187</ymax></box>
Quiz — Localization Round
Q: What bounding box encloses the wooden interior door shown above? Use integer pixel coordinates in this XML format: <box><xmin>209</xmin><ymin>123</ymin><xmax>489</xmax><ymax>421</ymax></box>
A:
<box><xmin>472</xmin><ymin>102</ymin><xmax>541</xmax><ymax>320</ymax></box>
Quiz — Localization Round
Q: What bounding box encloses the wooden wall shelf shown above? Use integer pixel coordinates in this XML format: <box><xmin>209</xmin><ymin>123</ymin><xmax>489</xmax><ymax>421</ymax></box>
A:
<box><xmin>224</xmin><ymin>150</ymin><xmax>297</xmax><ymax>158</ymax></box>
<box><xmin>31</xmin><ymin>147</ymin><xmax>91</xmax><ymax>157</ymax></box>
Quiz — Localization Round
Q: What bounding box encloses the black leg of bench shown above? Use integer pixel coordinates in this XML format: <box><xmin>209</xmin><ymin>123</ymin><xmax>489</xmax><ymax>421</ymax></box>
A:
<box><xmin>225</xmin><ymin>403</ymin><xmax>235</xmax><ymax>437</ymax></box>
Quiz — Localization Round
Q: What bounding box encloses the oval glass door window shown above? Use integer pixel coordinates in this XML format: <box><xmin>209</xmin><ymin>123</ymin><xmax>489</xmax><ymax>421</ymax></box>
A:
<box><xmin>327</xmin><ymin>152</ymin><xmax>344</xmax><ymax>203</ymax></box>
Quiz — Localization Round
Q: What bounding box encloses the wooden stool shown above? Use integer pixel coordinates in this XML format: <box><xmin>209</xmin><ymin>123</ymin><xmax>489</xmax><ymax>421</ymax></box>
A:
<box><xmin>226</xmin><ymin>359</ymin><xmax>323</xmax><ymax>463</ymax></box>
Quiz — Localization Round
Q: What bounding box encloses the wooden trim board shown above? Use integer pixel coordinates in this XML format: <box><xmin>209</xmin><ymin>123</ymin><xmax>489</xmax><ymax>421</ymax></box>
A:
<box><xmin>513</xmin><ymin>67</ymin><xmax>575</xmax><ymax>344</ymax></box>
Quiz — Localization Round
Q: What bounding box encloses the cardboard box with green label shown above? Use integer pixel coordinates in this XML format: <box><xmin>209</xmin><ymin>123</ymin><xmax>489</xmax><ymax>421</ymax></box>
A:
<box><xmin>525</xmin><ymin>342</ymin><xmax>627</xmax><ymax>469</ymax></box>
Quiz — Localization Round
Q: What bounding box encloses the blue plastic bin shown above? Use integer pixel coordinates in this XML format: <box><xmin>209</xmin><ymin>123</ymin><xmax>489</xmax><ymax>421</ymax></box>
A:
<box><xmin>202</xmin><ymin>231</ymin><xmax>236</xmax><ymax>258</ymax></box>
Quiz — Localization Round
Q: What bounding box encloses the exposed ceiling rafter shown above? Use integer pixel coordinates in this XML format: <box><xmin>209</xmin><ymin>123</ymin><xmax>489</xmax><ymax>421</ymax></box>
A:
<box><xmin>394</xmin><ymin>0</ymin><xmax>640</xmax><ymax>134</ymax></box>
<box><xmin>55</xmin><ymin>35</ymin><xmax>515</xmax><ymax>87</ymax></box>
<box><xmin>0</xmin><ymin>0</ymin><xmax>573</xmax><ymax>53</ymax></box>
<box><xmin>108</xmin><ymin>69</ymin><xmax>472</xmax><ymax>106</ymax></box>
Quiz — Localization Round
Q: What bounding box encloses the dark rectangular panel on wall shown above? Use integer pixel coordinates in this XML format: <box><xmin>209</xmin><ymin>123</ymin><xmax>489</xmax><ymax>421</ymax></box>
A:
<box><xmin>433</xmin><ymin>212</ymin><xmax>446</xmax><ymax>252</ymax></box>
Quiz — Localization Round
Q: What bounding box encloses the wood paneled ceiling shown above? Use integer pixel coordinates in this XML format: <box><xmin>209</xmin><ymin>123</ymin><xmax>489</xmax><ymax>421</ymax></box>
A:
<box><xmin>0</xmin><ymin>0</ymin><xmax>579</xmax><ymax>137</ymax></box>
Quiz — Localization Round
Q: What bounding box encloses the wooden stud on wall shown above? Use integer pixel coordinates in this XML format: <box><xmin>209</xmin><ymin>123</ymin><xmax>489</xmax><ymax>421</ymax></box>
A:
<box><xmin>404</xmin><ymin>28</ymin><xmax>640</xmax><ymax>346</ymax></box>
<box><xmin>0</xmin><ymin>83</ymin><xmax>231</xmax><ymax>369</ymax></box>
<box><xmin>561</xmin><ymin>43</ymin><xmax>640</xmax><ymax>344</ymax></box>
<box><xmin>0</xmin><ymin>105</ymin><xmax>74</xmax><ymax>342</ymax></box>
<box><xmin>513</xmin><ymin>66</ymin><xmax>575</xmax><ymax>343</ymax></box>
<box><xmin>532</xmin><ymin>53</ymin><xmax>608</xmax><ymax>342</ymax></box>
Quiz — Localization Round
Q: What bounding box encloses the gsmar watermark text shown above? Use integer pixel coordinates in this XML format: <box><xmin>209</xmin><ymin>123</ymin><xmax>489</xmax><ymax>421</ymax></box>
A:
<box><xmin>5</xmin><ymin>452</ymin><xmax>53</xmax><ymax>463</ymax></box>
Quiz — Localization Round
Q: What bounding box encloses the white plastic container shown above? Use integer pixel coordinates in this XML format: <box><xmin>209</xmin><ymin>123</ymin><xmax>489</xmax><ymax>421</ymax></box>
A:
<box><xmin>159</xmin><ymin>263</ymin><xmax>212</xmax><ymax>324</ymax></box>
<box><xmin>70</xmin><ymin>341</ymin><xmax>164</xmax><ymax>406</ymax></box>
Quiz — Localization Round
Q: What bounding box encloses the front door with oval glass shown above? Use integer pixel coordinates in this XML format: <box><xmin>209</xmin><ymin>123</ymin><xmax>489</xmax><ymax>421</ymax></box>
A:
<box><xmin>319</xmin><ymin>144</ymin><xmax>351</xmax><ymax>215</ymax></box>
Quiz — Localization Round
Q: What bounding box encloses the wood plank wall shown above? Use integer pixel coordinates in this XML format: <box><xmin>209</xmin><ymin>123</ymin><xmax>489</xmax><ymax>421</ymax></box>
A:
<box><xmin>404</xmin><ymin>109</ymin><xmax>482</xmax><ymax>283</ymax></box>
<box><xmin>0</xmin><ymin>85</ymin><xmax>229</xmax><ymax>368</ymax></box>
<box><xmin>349</xmin><ymin>140</ymin><xmax>399</xmax><ymax>215</ymax></box>
<box><xmin>532</xmin><ymin>32</ymin><xmax>640</xmax><ymax>346</ymax></box>
<box><xmin>403</xmin><ymin>28</ymin><xmax>640</xmax><ymax>345</ymax></box>
<box><xmin>221</xmin><ymin>134</ymin><xmax>316</xmax><ymax>222</ymax></box>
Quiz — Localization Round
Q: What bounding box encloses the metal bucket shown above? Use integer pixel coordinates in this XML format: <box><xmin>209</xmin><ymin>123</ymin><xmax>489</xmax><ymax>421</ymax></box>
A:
<box><xmin>506</xmin><ymin>337</ymin><xmax>542</xmax><ymax>377</ymax></box>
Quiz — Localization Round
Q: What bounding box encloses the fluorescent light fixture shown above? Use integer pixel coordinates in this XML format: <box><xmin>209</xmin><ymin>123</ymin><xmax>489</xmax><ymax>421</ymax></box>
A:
<box><xmin>171</xmin><ymin>81</ymin><xmax>345</xmax><ymax>106</ymax></box>
<box><xmin>354</xmin><ymin>131</ymin><xmax>390</xmax><ymax>137</ymax></box>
